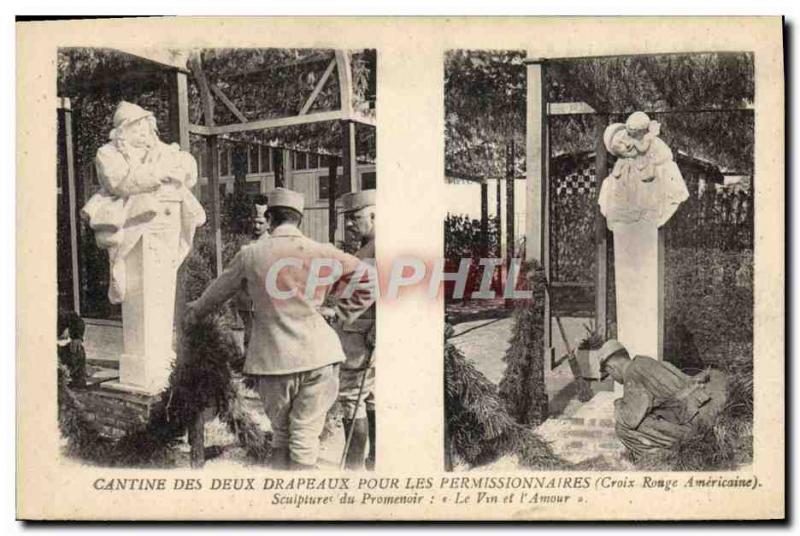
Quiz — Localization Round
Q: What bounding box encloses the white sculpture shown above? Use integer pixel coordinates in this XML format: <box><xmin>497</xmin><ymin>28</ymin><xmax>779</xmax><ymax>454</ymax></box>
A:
<box><xmin>81</xmin><ymin>101</ymin><xmax>206</xmax><ymax>393</ymax></box>
<box><xmin>598</xmin><ymin>112</ymin><xmax>688</xmax><ymax>365</ymax></box>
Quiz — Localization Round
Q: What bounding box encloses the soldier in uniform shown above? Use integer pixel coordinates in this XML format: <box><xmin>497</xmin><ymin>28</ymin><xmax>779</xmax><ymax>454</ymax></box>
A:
<box><xmin>598</xmin><ymin>340</ymin><xmax>727</xmax><ymax>460</ymax></box>
<box><xmin>335</xmin><ymin>189</ymin><xmax>377</xmax><ymax>470</ymax></box>
<box><xmin>235</xmin><ymin>196</ymin><xmax>270</xmax><ymax>352</ymax></box>
<box><xmin>186</xmin><ymin>188</ymin><xmax>375</xmax><ymax>470</ymax></box>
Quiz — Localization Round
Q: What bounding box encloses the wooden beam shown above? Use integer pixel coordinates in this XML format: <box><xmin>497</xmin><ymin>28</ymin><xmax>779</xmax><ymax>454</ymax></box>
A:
<box><xmin>188</xmin><ymin>53</ymin><xmax>215</xmax><ymax>127</ymax></box>
<box><xmin>341</xmin><ymin>120</ymin><xmax>358</xmax><ymax>192</ymax></box>
<box><xmin>350</xmin><ymin>112</ymin><xmax>377</xmax><ymax>128</ymax></box>
<box><xmin>206</xmin><ymin>136</ymin><xmax>223</xmax><ymax>277</ymax></box>
<box><xmin>593</xmin><ymin>115</ymin><xmax>609</xmax><ymax>339</ymax></box>
<box><xmin>60</xmin><ymin>98</ymin><xmax>81</xmax><ymax>314</ymax></box>
<box><xmin>299</xmin><ymin>59</ymin><xmax>337</xmax><ymax>115</ymax></box>
<box><xmin>190</xmin><ymin>53</ymin><xmax>223</xmax><ymax>277</ymax></box>
<box><xmin>328</xmin><ymin>158</ymin><xmax>338</xmax><ymax>243</ymax></box>
<box><xmin>334</xmin><ymin>50</ymin><xmax>354</xmax><ymax>118</ymax></box>
<box><xmin>167</xmin><ymin>68</ymin><xmax>203</xmax><ymax>468</ymax></box>
<box><xmin>547</xmin><ymin>102</ymin><xmax>596</xmax><ymax>116</ymax></box>
<box><xmin>203</xmin><ymin>110</ymin><xmax>344</xmax><ymax>136</ymax></box>
<box><xmin>167</xmin><ymin>71</ymin><xmax>190</xmax><ymax>150</ymax></box>
<box><xmin>480</xmin><ymin>180</ymin><xmax>488</xmax><ymax>258</ymax></box>
<box><xmin>188</xmin><ymin>123</ymin><xmax>215</xmax><ymax>136</ymax></box>
<box><xmin>525</xmin><ymin>60</ymin><xmax>544</xmax><ymax>262</ymax></box>
<box><xmin>506</xmin><ymin>140</ymin><xmax>515</xmax><ymax>266</ymax></box>
<box><xmin>210</xmin><ymin>83</ymin><xmax>249</xmax><ymax>123</ymax></box>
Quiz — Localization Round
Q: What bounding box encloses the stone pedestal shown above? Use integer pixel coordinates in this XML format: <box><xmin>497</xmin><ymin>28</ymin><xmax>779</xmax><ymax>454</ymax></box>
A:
<box><xmin>612</xmin><ymin>221</ymin><xmax>662</xmax><ymax>360</ymax></box>
<box><xmin>611</xmin><ymin>221</ymin><xmax>664</xmax><ymax>393</ymax></box>
<box><xmin>110</xmin><ymin>196</ymin><xmax>183</xmax><ymax>395</ymax></box>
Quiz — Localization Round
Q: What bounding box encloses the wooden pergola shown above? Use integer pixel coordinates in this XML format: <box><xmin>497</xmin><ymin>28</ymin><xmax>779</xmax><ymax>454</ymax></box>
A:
<box><xmin>187</xmin><ymin>49</ymin><xmax>376</xmax><ymax>276</ymax></box>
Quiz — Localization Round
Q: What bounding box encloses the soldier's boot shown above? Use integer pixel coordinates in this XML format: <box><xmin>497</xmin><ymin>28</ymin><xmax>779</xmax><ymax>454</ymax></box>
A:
<box><xmin>342</xmin><ymin>417</ymin><xmax>368</xmax><ymax>471</ymax></box>
<box><xmin>365</xmin><ymin>409</ymin><xmax>376</xmax><ymax>471</ymax></box>
<box><xmin>269</xmin><ymin>447</ymin><xmax>290</xmax><ymax>470</ymax></box>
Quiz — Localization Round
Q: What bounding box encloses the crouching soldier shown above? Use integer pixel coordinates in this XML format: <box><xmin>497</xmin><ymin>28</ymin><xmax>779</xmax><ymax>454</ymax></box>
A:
<box><xmin>335</xmin><ymin>190</ymin><xmax>377</xmax><ymax>470</ymax></box>
<box><xmin>598</xmin><ymin>340</ymin><xmax>727</xmax><ymax>460</ymax></box>
<box><xmin>186</xmin><ymin>188</ymin><xmax>375</xmax><ymax>470</ymax></box>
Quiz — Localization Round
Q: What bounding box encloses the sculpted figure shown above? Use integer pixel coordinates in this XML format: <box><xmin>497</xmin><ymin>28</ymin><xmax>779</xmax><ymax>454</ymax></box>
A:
<box><xmin>598</xmin><ymin>114</ymin><xmax>689</xmax><ymax>230</ymax></box>
<box><xmin>81</xmin><ymin>101</ymin><xmax>206</xmax><ymax>304</ymax></box>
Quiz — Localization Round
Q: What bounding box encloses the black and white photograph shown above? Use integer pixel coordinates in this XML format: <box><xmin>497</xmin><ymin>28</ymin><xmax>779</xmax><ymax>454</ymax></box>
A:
<box><xmin>444</xmin><ymin>49</ymin><xmax>755</xmax><ymax>473</ymax></box>
<box><xmin>56</xmin><ymin>46</ymin><xmax>378</xmax><ymax>471</ymax></box>
<box><xmin>16</xmin><ymin>16</ymin><xmax>783</xmax><ymax>521</ymax></box>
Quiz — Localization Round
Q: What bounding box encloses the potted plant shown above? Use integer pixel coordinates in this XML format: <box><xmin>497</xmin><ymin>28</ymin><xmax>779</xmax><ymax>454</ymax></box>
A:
<box><xmin>575</xmin><ymin>321</ymin><xmax>605</xmax><ymax>380</ymax></box>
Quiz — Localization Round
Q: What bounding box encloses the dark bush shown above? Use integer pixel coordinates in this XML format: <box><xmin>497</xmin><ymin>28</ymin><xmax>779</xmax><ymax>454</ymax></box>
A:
<box><xmin>497</xmin><ymin>261</ymin><xmax>549</xmax><ymax>426</ymax></box>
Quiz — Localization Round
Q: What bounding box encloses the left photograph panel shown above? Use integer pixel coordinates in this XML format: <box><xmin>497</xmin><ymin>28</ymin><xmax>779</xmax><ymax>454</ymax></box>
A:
<box><xmin>56</xmin><ymin>47</ymin><xmax>378</xmax><ymax>471</ymax></box>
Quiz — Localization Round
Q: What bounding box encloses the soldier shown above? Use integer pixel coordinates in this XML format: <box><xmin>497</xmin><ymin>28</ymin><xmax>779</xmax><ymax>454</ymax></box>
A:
<box><xmin>235</xmin><ymin>196</ymin><xmax>270</xmax><ymax>352</ymax></box>
<box><xmin>185</xmin><ymin>188</ymin><xmax>375</xmax><ymax>470</ymax></box>
<box><xmin>335</xmin><ymin>189</ymin><xmax>377</xmax><ymax>470</ymax></box>
<box><xmin>598</xmin><ymin>340</ymin><xmax>727</xmax><ymax>460</ymax></box>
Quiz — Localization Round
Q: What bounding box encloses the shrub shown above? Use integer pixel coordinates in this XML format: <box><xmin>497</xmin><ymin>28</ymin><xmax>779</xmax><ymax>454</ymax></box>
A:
<box><xmin>445</xmin><ymin>324</ymin><xmax>562</xmax><ymax>470</ymax></box>
<box><xmin>497</xmin><ymin>261</ymin><xmax>549</xmax><ymax>426</ymax></box>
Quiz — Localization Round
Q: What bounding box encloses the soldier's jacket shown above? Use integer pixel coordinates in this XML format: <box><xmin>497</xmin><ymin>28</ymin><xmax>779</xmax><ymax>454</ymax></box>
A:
<box><xmin>336</xmin><ymin>238</ymin><xmax>376</xmax><ymax>370</ymax></box>
<box><xmin>234</xmin><ymin>233</ymin><xmax>270</xmax><ymax>314</ymax></box>
<box><xmin>193</xmin><ymin>224</ymin><xmax>376</xmax><ymax>375</ymax></box>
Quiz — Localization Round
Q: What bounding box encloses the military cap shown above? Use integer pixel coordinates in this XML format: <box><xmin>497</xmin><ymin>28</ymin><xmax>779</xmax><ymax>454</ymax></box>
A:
<box><xmin>596</xmin><ymin>339</ymin><xmax>629</xmax><ymax>369</ymax></box>
<box><xmin>340</xmin><ymin>189</ymin><xmax>376</xmax><ymax>214</ymax></box>
<box><xmin>267</xmin><ymin>188</ymin><xmax>304</xmax><ymax>213</ymax></box>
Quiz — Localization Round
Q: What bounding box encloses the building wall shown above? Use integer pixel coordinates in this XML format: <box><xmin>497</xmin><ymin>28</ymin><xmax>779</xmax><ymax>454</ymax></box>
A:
<box><xmin>194</xmin><ymin>144</ymin><xmax>376</xmax><ymax>245</ymax></box>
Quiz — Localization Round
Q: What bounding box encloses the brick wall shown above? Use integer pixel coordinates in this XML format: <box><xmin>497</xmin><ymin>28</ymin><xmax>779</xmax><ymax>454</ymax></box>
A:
<box><xmin>75</xmin><ymin>388</ymin><xmax>158</xmax><ymax>439</ymax></box>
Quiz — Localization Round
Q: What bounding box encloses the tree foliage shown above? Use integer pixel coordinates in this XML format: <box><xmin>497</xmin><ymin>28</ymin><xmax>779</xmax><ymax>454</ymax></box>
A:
<box><xmin>57</xmin><ymin>47</ymin><xmax>377</xmax><ymax>173</ymax></box>
<box><xmin>444</xmin><ymin>50</ymin><xmax>526</xmax><ymax>180</ymax></box>
<box><xmin>445</xmin><ymin>51</ymin><xmax>755</xmax><ymax>179</ymax></box>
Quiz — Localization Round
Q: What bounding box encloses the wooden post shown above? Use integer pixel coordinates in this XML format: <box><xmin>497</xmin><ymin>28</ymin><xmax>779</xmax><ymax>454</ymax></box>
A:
<box><xmin>506</xmin><ymin>140</ymin><xmax>516</xmax><ymax>265</ymax></box>
<box><xmin>192</xmin><ymin>54</ymin><xmax>223</xmax><ymax>277</ymax></box>
<box><xmin>60</xmin><ymin>98</ymin><xmax>81</xmax><ymax>314</ymax></box>
<box><xmin>505</xmin><ymin>141</ymin><xmax>516</xmax><ymax>307</ymax></box>
<box><xmin>272</xmin><ymin>148</ymin><xmax>285</xmax><ymax>188</ymax></box>
<box><xmin>167</xmin><ymin>69</ymin><xmax>204</xmax><ymax>469</ymax></box>
<box><xmin>496</xmin><ymin>174</ymin><xmax>502</xmax><ymax>252</ymax></box>
<box><xmin>593</xmin><ymin>114</ymin><xmax>609</xmax><ymax>339</ymax></box>
<box><xmin>527</xmin><ymin>59</ymin><xmax>553</xmax><ymax>360</ymax></box>
<box><xmin>480</xmin><ymin>179</ymin><xmax>489</xmax><ymax>258</ymax></box>
<box><xmin>341</xmin><ymin>120</ymin><xmax>358</xmax><ymax>192</ymax></box>
<box><xmin>167</xmin><ymin>71</ymin><xmax>190</xmax><ymax>150</ymax></box>
<box><xmin>328</xmin><ymin>157</ymin><xmax>338</xmax><ymax>243</ymax></box>
<box><xmin>206</xmin><ymin>136</ymin><xmax>223</xmax><ymax>276</ymax></box>
<box><xmin>525</xmin><ymin>60</ymin><xmax>545</xmax><ymax>263</ymax></box>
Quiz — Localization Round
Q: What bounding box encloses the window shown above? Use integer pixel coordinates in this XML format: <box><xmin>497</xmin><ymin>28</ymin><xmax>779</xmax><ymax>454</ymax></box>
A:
<box><xmin>293</xmin><ymin>151</ymin><xmax>308</xmax><ymax>171</ymax></box>
<box><xmin>361</xmin><ymin>172</ymin><xmax>376</xmax><ymax>190</ymax></box>
<box><xmin>260</xmin><ymin>145</ymin><xmax>272</xmax><ymax>173</ymax></box>
<box><xmin>249</xmin><ymin>145</ymin><xmax>260</xmax><ymax>174</ymax></box>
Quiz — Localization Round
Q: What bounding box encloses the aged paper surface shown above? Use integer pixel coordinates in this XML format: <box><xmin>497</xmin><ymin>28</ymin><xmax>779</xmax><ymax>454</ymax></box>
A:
<box><xmin>17</xmin><ymin>16</ymin><xmax>783</xmax><ymax>520</ymax></box>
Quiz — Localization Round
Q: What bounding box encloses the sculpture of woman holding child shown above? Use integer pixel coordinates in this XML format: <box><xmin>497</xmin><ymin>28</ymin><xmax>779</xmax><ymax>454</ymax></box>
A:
<box><xmin>597</xmin><ymin>112</ymin><xmax>689</xmax><ymax>366</ymax></box>
<box><xmin>81</xmin><ymin>101</ymin><xmax>206</xmax><ymax>392</ymax></box>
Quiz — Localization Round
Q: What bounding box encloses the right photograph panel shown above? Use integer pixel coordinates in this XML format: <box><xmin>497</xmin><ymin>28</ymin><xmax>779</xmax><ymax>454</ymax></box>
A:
<box><xmin>443</xmin><ymin>50</ymin><xmax>754</xmax><ymax>473</ymax></box>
